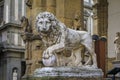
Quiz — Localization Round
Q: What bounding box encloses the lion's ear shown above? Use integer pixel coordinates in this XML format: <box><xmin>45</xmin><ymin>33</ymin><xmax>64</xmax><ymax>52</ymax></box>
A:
<box><xmin>52</xmin><ymin>18</ymin><xmax>58</xmax><ymax>26</ymax></box>
<box><xmin>52</xmin><ymin>21</ymin><xmax>57</xmax><ymax>26</ymax></box>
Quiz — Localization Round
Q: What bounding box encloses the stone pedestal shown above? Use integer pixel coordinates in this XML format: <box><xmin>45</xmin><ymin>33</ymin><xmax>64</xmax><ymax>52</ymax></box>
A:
<box><xmin>24</xmin><ymin>67</ymin><xmax>103</xmax><ymax>80</ymax></box>
<box><xmin>22</xmin><ymin>75</ymin><xmax>33</xmax><ymax>80</ymax></box>
<box><xmin>112</xmin><ymin>60</ymin><xmax>120</xmax><ymax>77</ymax></box>
<box><xmin>116</xmin><ymin>53</ymin><xmax>120</xmax><ymax>61</ymax></box>
<box><xmin>112</xmin><ymin>60</ymin><xmax>120</xmax><ymax>67</ymax></box>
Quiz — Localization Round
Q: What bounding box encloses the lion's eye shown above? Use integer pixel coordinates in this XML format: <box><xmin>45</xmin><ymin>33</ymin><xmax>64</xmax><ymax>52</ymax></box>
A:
<box><xmin>46</xmin><ymin>21</ymin><xmax>50</xmax><ymax>24</ymax></box>
<box><xmin>39</xmin><ymin>22</ymin><xmax>43</xmax><ymax>24</ymax></box>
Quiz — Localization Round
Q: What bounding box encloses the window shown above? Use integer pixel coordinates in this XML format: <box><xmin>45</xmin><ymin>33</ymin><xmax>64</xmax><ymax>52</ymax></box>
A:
<box><xmin>18</xmin><ymin>0</ymin><xmax>22</xmax><ymax>19</ymax></box>
<box><xmin>18</xmin><ymin>33</ymin><xmax>22</xmax><ymax>46</ymax></box>
<box><xmin>7</xmin><ymin>31</ymin><xmax>15</xmax><ymax>45</ymax></box>
<box><xmin>2</xmin><ymin>31</ymin><xmax>7</xmax><ymax>42</ymax></box>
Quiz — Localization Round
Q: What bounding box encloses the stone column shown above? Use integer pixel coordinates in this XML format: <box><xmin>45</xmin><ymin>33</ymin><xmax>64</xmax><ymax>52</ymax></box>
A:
<box><xmin>14</xmin><ymin>0</ymin><xmax>18</xmax><ymax>21</ymax></box>
<box><xmin>93</xmin><ymin>0</ymin><xmax>108</xmax><ymax>37</ymax></box>
<box><xmin>22</xmin><ymin>0</ymin><xmax>46</xmax><ymax>77</ymax></box>
<box><xmin>93</xmin><ymin>0</ymin><xmax>108</xmax><ymax>77</ymax></box>
<box><xmin>46</xmin><ymin>0</ymin><xmax>56</xmax><ymax>15</ymax></box>
<box><xmin>56</xmin><ymin>0</ymin><xmax>84</xmax><ymax>28</ymax></box>
<box><xmin>79</xmin><ymin>0</ymin><xmax>84</xmax><ymax>30</ymax></box>
<box><xmin>4</xmin><ymin>0</ymin><xmax>10</xmax><ymax>23</ymax></box>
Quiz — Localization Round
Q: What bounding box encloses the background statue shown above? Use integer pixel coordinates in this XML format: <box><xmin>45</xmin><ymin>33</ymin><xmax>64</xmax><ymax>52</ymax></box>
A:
<box><xmin>36</xmin><ymin>12</ymin><xmax>97</xmax><ymax>68</ymax></box>
<box><xmin>13</xmin><ymin>69</ymin><xmax>18</xmax><ymax>80</ymax></box>
<box><xmin>114</xmin><ymin>32</ymin><xmax>120</xmax><ymax>60</ymax></box>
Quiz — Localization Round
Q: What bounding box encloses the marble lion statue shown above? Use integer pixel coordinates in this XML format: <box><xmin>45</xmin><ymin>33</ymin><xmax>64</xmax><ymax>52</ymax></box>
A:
<box><xmin>36</xmin><ymin>12</ymin><xmax>97</xmax><ymax>68</ymax></box>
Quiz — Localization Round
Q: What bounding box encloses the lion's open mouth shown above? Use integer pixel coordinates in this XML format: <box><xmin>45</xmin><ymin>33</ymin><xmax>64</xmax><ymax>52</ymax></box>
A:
<box><xmin>41</xmin><ymin>30</ymin><xmax>51</xmax><ymax>34</ymax></box>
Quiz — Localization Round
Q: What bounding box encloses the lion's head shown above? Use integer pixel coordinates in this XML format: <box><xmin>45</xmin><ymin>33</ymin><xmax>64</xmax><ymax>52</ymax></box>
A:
<box><xmin>36</xmin><ymin>12</ymin><xmax>58</xmax><ymax>34</ymax></box>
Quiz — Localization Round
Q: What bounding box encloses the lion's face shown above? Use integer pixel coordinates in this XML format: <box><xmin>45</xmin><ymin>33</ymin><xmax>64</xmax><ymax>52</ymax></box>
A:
<box><xmin>36</xmin><ymin>12</ymin><xmax>57</xmax><ymax>34</ymax></box>
<box><xmin>37</xmin><ymin>17</ymin><xmax>52</xmax><ymax>33</ymax></box>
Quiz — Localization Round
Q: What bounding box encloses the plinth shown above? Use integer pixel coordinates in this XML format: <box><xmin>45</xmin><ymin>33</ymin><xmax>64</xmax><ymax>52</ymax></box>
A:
<box><xmin>29</xmin><ymin>67</ymin><xmax>103</xmax><ymax>80</ymax></box>
<box><xmin>112</xmin><ymin>60</ymin><xmax>120</xmax><ymax>77</ymax></box>
<box><xmin>112</xmin><ymin>60</ymin><xmax>120</xmax><ymax>67</ymax></box>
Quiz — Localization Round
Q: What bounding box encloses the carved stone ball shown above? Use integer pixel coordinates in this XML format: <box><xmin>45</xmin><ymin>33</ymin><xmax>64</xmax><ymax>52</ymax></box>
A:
<box><xmin>42</xmin><ymin>53</ymin><xmax>56</xmax><ymax>67</ymax></box>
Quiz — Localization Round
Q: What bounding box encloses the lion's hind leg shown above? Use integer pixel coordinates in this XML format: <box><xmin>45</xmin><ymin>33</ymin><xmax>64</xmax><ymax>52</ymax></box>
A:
<box><xmin>73</xmin><ymin>47</ymin><xmax>84</xmax><ymax>66</ymax></box>
<box><xmin>81</xmin><ymin>41</ymin><xmax>97</xmax><ymax>68</ymax></box>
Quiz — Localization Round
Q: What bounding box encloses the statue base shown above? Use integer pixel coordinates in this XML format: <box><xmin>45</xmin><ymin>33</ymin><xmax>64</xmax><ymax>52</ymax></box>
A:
<box><xmin>22</xmin><ymin>75</ymin><xmax>33</xmax><ymax>80</ymax></box>
<box><xmin>26</xmin><ymin>67</ymin><xmax>103</xmax><ymax>80</ymax></box>
<box><xmin>112</xmin><ymin>60</ymin><xmax>120</xmax><ymax>67</ymax></box>
<box><xmin>112</xmin><ymin>60</ymin><xmax>120</xmax><ymax>77</ymax></box>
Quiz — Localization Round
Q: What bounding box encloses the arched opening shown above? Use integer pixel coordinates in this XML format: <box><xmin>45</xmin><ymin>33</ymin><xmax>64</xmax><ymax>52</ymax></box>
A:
<box><xmin>12</xmin><ymin>67</ymin><xmax>18</xmax><ymax>80</ymax></box>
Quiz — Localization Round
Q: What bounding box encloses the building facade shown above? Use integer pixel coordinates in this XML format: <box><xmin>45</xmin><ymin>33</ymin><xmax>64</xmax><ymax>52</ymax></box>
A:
<box><xmin>0</xmin><ymin>0</ymin><xmax>25</xmax><ymax>80</ymax></box>
<box><xmin>0</xmin><ymin>0</ymin><xmax>120</xmax><ymax>79</ymax></box>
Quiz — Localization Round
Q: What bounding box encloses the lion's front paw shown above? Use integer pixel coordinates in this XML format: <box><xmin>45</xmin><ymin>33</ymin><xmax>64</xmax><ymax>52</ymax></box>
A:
<box><xmin>43</xmin><ymin>48</ymin><xmax>53</xmax><ymax>58</ymax></box>
<box><xmin>42</xmin><ymin>48</ymin><xmax>56</xmax><ymax>67</ymax></box>
<box><xmin>42</xmin><ymin>53</ymin><xmax>56</xmax><ymax>67</ymax></box>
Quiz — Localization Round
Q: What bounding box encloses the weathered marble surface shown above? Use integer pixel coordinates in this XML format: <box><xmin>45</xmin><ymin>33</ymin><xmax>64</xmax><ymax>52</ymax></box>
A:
<box><xmin>112</xmin><ymin>60</ymin><xmax>120</xmax><ymax>67</ymax></box>
<box><xmin>36</xmin><ymin>12</ymin><xmax>97</xmax><ymax>68</ymax></box>
<box><xmin>114</xmin><ymin>32</ymin><xmax>120</xmax><ymax>60</ymax></box>
<box><xmin>32</xmin><ymin>67</ymin><xmax>103</xmax><ymax>80</ymax></box>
